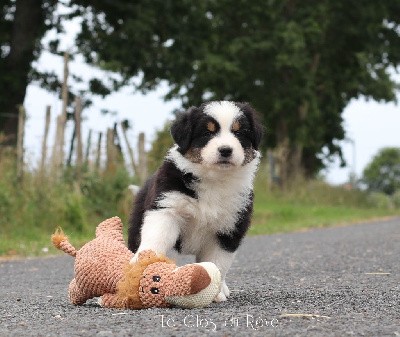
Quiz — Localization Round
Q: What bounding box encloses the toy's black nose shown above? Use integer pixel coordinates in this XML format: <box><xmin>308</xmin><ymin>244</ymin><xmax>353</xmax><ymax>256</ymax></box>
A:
<box><xmin>218</xmin><ymin>146</ymin><xmax>233</xmax><ymax>158</ymax></box>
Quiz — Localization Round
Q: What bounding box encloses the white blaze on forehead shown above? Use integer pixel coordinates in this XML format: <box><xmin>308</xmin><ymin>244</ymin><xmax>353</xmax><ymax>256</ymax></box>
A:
<box><xmin>203</xmin><ymin>101</ymin><xmax>242</xmax><ymax>130</ymax></box>
<box><xmin>201</xmin><ymin>101</ymin><xmax>245</xmax><ymax>167</ymax></box>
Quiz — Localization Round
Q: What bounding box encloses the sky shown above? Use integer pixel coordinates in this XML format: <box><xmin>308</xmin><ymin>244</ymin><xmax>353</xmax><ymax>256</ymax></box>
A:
<box><xmin>22</xmin><ymin>17</ymin><xmax>400</xmax><ymax>184</ymax></box>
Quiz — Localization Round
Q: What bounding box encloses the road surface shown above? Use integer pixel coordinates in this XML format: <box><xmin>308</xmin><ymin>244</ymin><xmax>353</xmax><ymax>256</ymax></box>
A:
<box><xmin>1</xmin><ymin>218</ymin><xmax>399</xmax><ymax>336</ymax></box>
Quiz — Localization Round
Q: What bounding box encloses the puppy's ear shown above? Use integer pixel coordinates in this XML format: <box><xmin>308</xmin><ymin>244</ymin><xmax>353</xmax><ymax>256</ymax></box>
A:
<box><xmin>170</xmin><ymin>106</ymin><xmax>197</xmax><ymax>153</ymax></box>
<box><xmin>236</xmin><ymin>102</ymin><xmax>264</xmax><ymax>150</ymax></box>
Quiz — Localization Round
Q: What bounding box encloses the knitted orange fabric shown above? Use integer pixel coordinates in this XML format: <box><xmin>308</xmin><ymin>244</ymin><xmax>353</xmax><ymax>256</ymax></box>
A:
<box><xmin>52</xmin><ymin>217</ymin><xmax>221</xmax><ymax>309</ymax></box>
<box><xmin>52</xmin><ymin>217</ymin><xmax>134</xmax><ymax>305</ymax></box>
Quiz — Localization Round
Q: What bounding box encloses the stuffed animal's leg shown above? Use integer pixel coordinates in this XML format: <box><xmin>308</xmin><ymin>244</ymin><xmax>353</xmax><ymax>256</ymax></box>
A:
<box><xmin>130</xmin><ymin>209</ymin><xmax>182</xmax><ymax>263</ymax></box>
<box><xmin>68</xmin><ymin>278</ymin><xmax>91</xmax><ymax>305</ymax></box>
<box><xmin>196</xmin><ymin>245</ymin><xmax>236</xmax><ymax>302</ymax></box>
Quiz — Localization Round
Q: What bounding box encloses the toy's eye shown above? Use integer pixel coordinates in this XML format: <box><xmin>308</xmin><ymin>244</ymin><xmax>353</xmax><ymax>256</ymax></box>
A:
<box><xmin>153</xmin><ymin>275</ymin><xmax>161</xmax><ymax>282</ymax></box>
<box><xmin>150</xmin><ymin>287</ymin><xmax>159</xmax><ymax>294</ymax></box>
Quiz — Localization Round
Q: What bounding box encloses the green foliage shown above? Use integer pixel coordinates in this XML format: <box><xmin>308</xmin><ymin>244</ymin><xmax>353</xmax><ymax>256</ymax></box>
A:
<box><xmin>2</xmin><ymin>0</ymin><xmax>400</xmax><ymax>176</ymax></box>
<box><xmin>71</xmin><ymin>0</ymin><xmax>400</xmax><ymax>177</ymax></box>
<box><xmin>362</xmin><ymin>147</ymin><xmax>400</xmax><ymax>195</ymax></box>
<box><xmin>81</xmin><ymin>168</ymin><xmax>132</xmax><ymax>219</ymax></box>
<box><xmin>0</xmin><ymin>154</ymin><xmax>133</xmax><ymax>256</ymax></box>
<box><xmin>65</xmin><ymin>188</ymin><xmax>86</xmax><ymax>232</ymax></box>
<box><xmin>392</xmin><ymin>190</ymin><xmax>400</xmax><ymax>209</ymax></box>
<box><xmin>147</xmin><ymin>122</ymin><xmax>174</xmax><ymax>174</ymax></box>
<box><xmin>1</xmin><ymin>154</ymin><xmax>398</xmax><ymax>257</ymax></box>
<box><xmin>366</xmin><ymin>192</ymin><xmax>393</xmax><ymax>210</ymax></box>
<box><xmin>251</xmin><ymin>167</ymin><xmax>400</xmax><ymax>235</ymax></box>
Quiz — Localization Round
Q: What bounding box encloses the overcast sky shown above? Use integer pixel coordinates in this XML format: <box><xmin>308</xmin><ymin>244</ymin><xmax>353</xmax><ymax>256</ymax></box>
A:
<box><xmin>23</xmin><ymin>19</ymin><xmax>400</xmax><ymax>184</ymax></box>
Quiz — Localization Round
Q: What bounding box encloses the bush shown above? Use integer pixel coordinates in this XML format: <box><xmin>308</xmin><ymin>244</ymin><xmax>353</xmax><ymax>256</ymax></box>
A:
<box><xmin>362</xmin><ymin>147</ymin><xmax>400</xmax><ymax>195</ymax></box>
<box><xmin>392</xmin><ymin>190</ymin><xmax>400</xmax><ymax>209</ymax></box>
<box><xmin>64</xmin><ymin>188</ymin><xmax>86</xmax><ymax>232</ymax></box>
<box><xmin>0</xmin><ymin>152</ymin><xmax>135</xmax><ymax>256</ymax></box>
<box><xmin>367</xmin><ymin>192</ymin><xmax>393</xmax><ymax>209</ymax></box>
<box><xmin>81</xmin><ymin>168</ymin><xmax>132</xmax><ymax>220</ymax></box>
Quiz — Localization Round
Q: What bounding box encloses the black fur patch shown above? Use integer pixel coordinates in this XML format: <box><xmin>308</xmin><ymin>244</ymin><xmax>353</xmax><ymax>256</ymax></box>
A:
<box><xmin>171</xmin><ymin>106</ymin><xmax>222</xmax><ymax>156</ymax></box>
<box><xmin>127</xmin><ymin>160</ymin><xmax>198</xmax><ymax>253</ymax></box>
<box><xmin>174</xmin><ymin>236</ymin><xmax>182</xmax><ymax>253</ymax></box>
<box><xmin>216</xmin><ymin>192</ymin><xmax>254</xmax><ymax>252</ymax></box>
<box><xmin>232</xmin><ymin>114</ymin><xmax>253</xmax><ymax>150</ymax></box>
<box><xmin>235</xmin><ymin>102</ymin><xmax>263</xmax><ymax>150</ymax></box>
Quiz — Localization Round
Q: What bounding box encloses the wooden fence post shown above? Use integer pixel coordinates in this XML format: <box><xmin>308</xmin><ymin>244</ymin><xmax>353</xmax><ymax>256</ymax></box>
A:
<box><xmin>75</xmin><ymin>97</ymin><xmax>83</xmax><ymax>176</ymax></box>
<box><xmin>16</xmin><ymin>105</ymin><xmax>26</xmax><ymax>181</ymax></box>
<box><xmin>67</xmin><ymin>126</ymin><xmax>75</xmax><ymax>167</ymax></box>
<box><xmin>95</xmin><ymin>132</ymin><xmax>102</xmax><ymax>172</ymax></box>
<box><xmin>40</xmin><ymin>105</ymin><xmax>51</xmax><ymax>174</ymax></box>
<box><xmin>85</xmin><ymin>129</ymin><xmax>92</xmax><ymax>167</ymax></box>
<box><xmin>120</xmin><ymin>121</ymin><xmax>139</xmax><ymax>176</ymax></box>
<box><xmin>138</xmin><ymin>132</ymin><xmax>148</xmax><ymax>183</ymax></box>
<box><xmin>106</xmin><ymin>128</ymin><xmax>115</xmax><ymax>172</ymax></box>
<box><xmin>59</xmin><ymin>52</ymin><xmax>69</xmax><ymax>168</ymax></box>
<box><xmin>51</xmin><ymin>115</ymin><xmax>61</xmax><ymax>173</ymax></box>
<box><xmin>50</xmin><ymin>52</ymin><xmax>69</xmax><ymax>175</ymax></box>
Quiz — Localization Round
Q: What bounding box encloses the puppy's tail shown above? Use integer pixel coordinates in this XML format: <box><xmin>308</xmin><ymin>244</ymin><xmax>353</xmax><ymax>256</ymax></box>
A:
<box><xmin>51</xmin><ymin>227</ymin><xmax>77</xmax><ymax>257</ymax></box>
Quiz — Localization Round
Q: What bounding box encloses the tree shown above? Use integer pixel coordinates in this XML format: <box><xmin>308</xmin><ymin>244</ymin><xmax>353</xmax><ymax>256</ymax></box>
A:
<box><xmin>70</xmin><ymin>0</ymin><xmax>400</xmax><ymax>186</ymax></box>
<box><xmin>0</xmin><ymin>0</ymin><xmax>115</xmax><ymax>147</ymax></box>
<box><xmin>0</xmin><ymin>0</ymin><xmax>59</xmax><ymax>146</ymax></box>
<box><xmin>2</xmin><ymin>0</ymin><xmax>400</xmax><ymax>188</ymax></box>
<box><xmin>362</xmin><ymin>147</ymin><xmax>400</xmax><ymax>195</ymax></box>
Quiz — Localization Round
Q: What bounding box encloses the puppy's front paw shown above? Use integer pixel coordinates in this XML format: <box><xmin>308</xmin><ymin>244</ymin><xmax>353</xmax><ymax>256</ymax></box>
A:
<box><xmin>213</xmin><ymin>281</ymin><xmax>230</xmax><ymax>302</ymax></box>
<box><xmin>214</xmin><ymin>291</ymin><xmax>227</xmax><ymax>302</ymax></box>
<box><xmin>221</xmin><ymin>281</ymin><xmax>230</xmax><ymax>298</ymax></box>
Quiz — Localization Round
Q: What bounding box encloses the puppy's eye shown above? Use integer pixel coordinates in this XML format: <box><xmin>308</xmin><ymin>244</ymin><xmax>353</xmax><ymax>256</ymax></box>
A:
<box><xmin>152</xmin><ymin>275</ymin><xmax>161</xmax><ymax>282</ymax></box>
<box><xmin>207</xmin><ymin>121</ymin><xmax>216</xmax><ymax>133</ymax></box>
<box><xmin>151</xmin><ymin>287</ymin><xmax>159</xmax><ymax>294</ymax></box>
<box><xmin>232</xmin><ymin>121</ymin><xmax>240</xmax><ymax>133</ymax></box>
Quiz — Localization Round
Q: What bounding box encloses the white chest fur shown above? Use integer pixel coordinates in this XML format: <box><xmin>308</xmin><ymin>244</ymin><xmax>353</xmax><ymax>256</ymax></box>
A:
<box><xmin>157</xmin><ymin>150</ymin><xmax>260</xmax><ymax>254</ymax></box>
<box><xmin>157</xmin><ymin>182</ymin><xmax>251</xmax><ymax>254</ymax></box>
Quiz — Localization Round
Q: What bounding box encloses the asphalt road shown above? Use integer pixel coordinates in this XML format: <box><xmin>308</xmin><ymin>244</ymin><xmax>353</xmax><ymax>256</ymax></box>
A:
<box><xmin>1</xmin><ymin>218</ymin><xmax>399</xmax><ymax>337</ymax></box>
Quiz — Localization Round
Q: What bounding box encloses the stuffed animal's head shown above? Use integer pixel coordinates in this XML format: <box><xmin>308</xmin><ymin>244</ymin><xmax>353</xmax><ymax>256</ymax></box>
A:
<box><xmin>117</xmin><ymin>250</ymin><xmax>221</xmax><ymax>309</ymax></box>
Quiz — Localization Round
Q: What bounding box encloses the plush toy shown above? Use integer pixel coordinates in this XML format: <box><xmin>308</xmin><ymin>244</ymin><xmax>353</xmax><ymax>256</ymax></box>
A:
<box><xmin>51</xmin><ymin>216</ymin><xmax>221</xmax><ymax>309</ymax></box>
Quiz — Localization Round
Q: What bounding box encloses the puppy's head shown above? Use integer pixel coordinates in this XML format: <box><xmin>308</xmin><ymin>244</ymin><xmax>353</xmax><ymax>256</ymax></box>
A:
<box><xmin>171</xmin><ymin>101</ymin><xmax>263</xmax><ymax>168</ymax></box>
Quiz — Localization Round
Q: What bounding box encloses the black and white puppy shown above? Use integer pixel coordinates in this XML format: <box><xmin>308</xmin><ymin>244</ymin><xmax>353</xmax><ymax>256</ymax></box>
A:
<box><xmin>127</xmin><ymin>101</ymin><xmax>263</xmax><ymax>302</ymax></box>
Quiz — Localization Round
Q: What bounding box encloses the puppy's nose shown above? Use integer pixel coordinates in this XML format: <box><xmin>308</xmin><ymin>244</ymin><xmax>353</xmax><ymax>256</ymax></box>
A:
<box><xmin>218</xmin><ymin>146</ymin><xmax>233</xmax><ymax>158</ymax></box>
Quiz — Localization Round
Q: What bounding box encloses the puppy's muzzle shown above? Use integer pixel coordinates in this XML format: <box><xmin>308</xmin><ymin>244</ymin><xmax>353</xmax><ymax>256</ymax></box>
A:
<box><xmin>218</xmin><ymin>146</ymin><xmax>233</xmax><ymax>158</ymax></box>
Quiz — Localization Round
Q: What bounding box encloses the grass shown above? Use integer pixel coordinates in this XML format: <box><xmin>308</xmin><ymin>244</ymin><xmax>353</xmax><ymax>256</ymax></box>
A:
<box><xmin>251</xmin><ymin>167</ymin><xmax>400</xmax><ymax>235</ymax></box>
<box><xmin>0</xmin><ymin>155</ymin><xmax>399</xmax><ymax>258</ymax></box>
<box><xmin>0</xmin><ymin>154</ymin><xmax>134</xmax><ymax>257</ymax></box>
<box><xmin>251</xmin><ymin>184</ymin><xmax>397</xmax><ymax>235</ymax></box>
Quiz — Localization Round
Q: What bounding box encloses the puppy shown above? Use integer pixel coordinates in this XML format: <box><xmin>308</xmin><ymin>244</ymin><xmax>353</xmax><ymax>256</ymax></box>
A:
<box><xmin>127</xmin><ymin>101</ymin><xmax>263</xmax><ymax>302</ymax></box>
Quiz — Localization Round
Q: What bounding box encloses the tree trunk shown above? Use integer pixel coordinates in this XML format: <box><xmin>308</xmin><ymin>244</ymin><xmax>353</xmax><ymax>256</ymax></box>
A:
<box><xmin>0</xmin><ymin>0</ymin><xmax>44</xmax><ymax>146</ymax></box>
<box><xmin>275</xmin><ymin>117</ymin><xmax>304</xmax><ymax>190</ymax></box>
<box><xmin>40</xmin><ymin>106</ymin><xmax>51</xmax><ymax>174</ymax></box>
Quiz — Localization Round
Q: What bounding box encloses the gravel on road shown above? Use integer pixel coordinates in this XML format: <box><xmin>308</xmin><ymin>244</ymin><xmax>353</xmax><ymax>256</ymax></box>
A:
<box><xmin>1</xmin><ymin>218</ymin><xmax>399</xmax><ymax>337</ymax></box>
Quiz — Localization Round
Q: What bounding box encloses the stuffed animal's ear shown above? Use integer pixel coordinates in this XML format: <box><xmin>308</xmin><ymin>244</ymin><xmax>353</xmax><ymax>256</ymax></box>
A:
<box><xmin>236</xmin><ymin>102</ymin><xmax>264</xmax><ymax>150</ymax></box>
<box><xmin>95</xmin><ymin>216</ymin><xmax>125</xmax><ymax>243</ymax></box>
<box><xmin>170</xmin><ymin>107</ymin><xmax>198</xmax><ymax>154</ymax></box>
